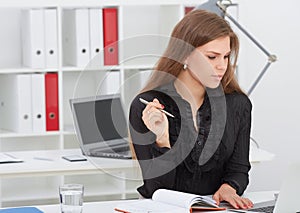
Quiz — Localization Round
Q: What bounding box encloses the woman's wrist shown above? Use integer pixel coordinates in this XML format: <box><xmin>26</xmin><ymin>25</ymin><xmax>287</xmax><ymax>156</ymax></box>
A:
<box><xmin>223</xmin><ymin>181</ymin><xmax>239</xmax><ymax>193</ymax></box>
<box><xmin>221</xmin><ymin>183</ymin><xmax>236</xmax><ymax>192</ymax></box>
<box><xmin>156</xmin><ymin>132</ymin><xmax>170</xmax><ymax>148</ymax></box>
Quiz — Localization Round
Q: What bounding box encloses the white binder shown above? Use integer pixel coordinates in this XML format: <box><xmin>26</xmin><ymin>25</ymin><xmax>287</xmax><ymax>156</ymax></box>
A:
<box><xmin>0</xmin><ymin>79</ymin><xmax>4</xmax><ymax>131</ymax></box>
<box><xmin>100</xmin><ymin>71</ymin><xmax>120</xmax><ymax>95</ymax></box>
<box><xmin>1</xmin><ymin>74</ymin><xmax>32</xmax><ymax>133</ymax></box>
<box><xmin>44</xmin><ymin>9</ymin><xmax>58</xmax><ymax>68</ymax></box>
<box><xmin>31</xmin><ymin>74</ymin><xmax>46</xmax><ymax>133</ymax></box>
<box><xmin>21</xmin><ymin>9</ymin><xmax>45</xmax><ymax>68</ymax></box>
<box><xmin>63</xmin><ymin>9</ymin><xmax>90</xmax><ymax>67</ymax></box>
<box><xmin>89</xmin><ymin>8</ymin><xmax>103</xmax><ymax>67</ymax></box>
<box><xmin>139</xmin><ymin>70</ymin><xmax>152</xmax><ymax>89</ymax></box>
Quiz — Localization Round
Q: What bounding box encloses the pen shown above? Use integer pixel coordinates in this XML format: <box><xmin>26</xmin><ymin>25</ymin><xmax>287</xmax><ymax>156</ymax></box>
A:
<box><xmin>114</xmin><ymin>208</ymin><xmax>152</xmax><ymax>213</ymax></box>
<box><xmin>33</xmin><ymin>157</ymin><xmax>54</xmax><ymax>161</ymax></box>
<box><xmin>139</xmin><ymin>98</ymin><xmax>175</xmax><ymax>118</ymax></box>
<box><xmin>114</xmin><ymin>208</ymin><xmax>131</xmax><ymax>213</ymax></box>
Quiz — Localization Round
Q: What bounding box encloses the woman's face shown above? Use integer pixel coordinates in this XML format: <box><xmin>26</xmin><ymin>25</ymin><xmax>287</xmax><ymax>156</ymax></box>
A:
<box><xmin>185</xmin><ymin>36</ymin><xmax>231</xmax><ymax>88</ymax></box>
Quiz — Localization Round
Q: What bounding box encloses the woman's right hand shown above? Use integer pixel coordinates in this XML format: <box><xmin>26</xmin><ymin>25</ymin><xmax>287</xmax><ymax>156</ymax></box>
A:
<box><xmin>141</xmin><ymin>98</ymin><xmax>171</xmax><ymax>148</ymax></box>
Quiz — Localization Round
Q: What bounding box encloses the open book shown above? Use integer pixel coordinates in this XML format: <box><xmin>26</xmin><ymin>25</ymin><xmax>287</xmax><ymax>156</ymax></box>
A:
<box><xmin>0</xmin><ymin>153</ymin><xmax>23</xmax><ymax>164</ymax></box>
<box><xmin>114</xmin><ymin>189</ymin><xmax>226</xmax><ymax>213</ymax></box>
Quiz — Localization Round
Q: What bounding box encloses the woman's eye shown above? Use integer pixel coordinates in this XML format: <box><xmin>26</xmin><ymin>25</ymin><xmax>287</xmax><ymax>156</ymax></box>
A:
<box><xmin>224</xmin><ymin>55</ymin><xmax>230</xmax><ymax>59</ymax></box>
<box><xmin>207</xmin><ymin>56</ymin><xmax>216</xmax><ymax>60</ymax></box>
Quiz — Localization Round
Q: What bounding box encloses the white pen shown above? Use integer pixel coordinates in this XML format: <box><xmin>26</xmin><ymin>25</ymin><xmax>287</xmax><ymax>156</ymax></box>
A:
<box><xmin>139</xmin><ymin>98</ymin><xmax>175</xmax><ymax>118</ymax></box>
<box><xmin>33</xmin><ymin>157</ymin><xmax>54</xmax><ymax>161</ymax></box>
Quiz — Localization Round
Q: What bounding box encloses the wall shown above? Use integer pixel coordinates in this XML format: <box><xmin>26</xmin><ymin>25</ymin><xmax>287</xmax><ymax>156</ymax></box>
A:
<box><xmin>237</xmin><ymin>0</ymin><xmax>300</xmax><ymax>191</ymax></box>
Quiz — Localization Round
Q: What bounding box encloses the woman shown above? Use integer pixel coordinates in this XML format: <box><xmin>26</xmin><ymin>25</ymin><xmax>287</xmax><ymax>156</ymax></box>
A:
<box><xmin>129</xmin><ymin>9</ymin><xmax>253</xmax><ymax>209</ymax></box>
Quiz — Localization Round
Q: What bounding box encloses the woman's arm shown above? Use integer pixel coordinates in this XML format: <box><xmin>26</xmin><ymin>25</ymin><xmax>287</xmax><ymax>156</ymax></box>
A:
<box><xmin>222</xmin><ymin>96</ymin><xmax>252</xmax><ymax>195</ymax></box>
<box><xmin>129</xmin><ymin>96</ymin><xmax>176</xmax><ymax>198</ymax></box>
<box><xmin>213</xmin><ymin>95</ymin><xmax>253</xmax><ymax>209</ymax></box>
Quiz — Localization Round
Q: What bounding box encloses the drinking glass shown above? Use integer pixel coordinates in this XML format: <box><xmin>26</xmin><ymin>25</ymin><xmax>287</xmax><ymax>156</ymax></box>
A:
<box><xmin>59</xmin><ymin>184</ymin><xmax>84</xmax><ymax>213</ymax></box>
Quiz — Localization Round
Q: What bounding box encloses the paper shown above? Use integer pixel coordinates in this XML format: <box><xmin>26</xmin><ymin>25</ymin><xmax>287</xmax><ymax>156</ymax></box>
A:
<box><xmin>115</xmin><ymin>199</ymin><xmax>187</xmax><ymax>213</ymax></box>
<box><xmin>0</xmin><ymin>153</ymin><xmax>23</xmax><ymax>164</ymax></box>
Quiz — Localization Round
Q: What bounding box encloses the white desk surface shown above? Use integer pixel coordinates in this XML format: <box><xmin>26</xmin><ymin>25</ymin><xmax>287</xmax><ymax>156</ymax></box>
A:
<box><xmin>0</xmin><ymin>149</ymin><xmax>140</xmax><ymax>178</ymax></box>
<box><xmin>249</xmin><ymin>146</ymin><xmax>275</xmax><ymax>163</ymax></box>
<box><xmin>23</xmin><ymin>191</ymin><xmax>276</xmax><ymax>213</ymax></box>
<box><xmin>0</xmin><ymin>147</ymin><xmax>273</xmax><ymax>178</ymax></box>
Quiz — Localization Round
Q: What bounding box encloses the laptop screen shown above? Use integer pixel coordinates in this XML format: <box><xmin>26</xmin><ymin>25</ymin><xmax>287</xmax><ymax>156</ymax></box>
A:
<box><xmin>71</xmin><ymin>95</ymin><xmax>128</xmax><ymax>145</ymax></box>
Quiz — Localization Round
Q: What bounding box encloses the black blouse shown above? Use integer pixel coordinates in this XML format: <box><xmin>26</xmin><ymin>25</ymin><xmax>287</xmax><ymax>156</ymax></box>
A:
<box><xmin>129</xmin><ymin>82</ymin><xmax>252</xmax><ymax>198</ymax></box>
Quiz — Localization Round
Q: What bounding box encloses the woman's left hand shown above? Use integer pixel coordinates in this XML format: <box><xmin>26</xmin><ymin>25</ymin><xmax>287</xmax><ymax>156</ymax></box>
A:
<box><xmin>212</xmin><ymin>183</ymin><xmax>253</xmax><ymax>209</ymax></box>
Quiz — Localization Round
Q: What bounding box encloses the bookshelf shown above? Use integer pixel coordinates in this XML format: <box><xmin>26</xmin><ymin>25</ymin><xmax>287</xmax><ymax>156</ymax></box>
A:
<box><xmin>0</xmin><ymin>0</ymin><xmax>200</xmax><ymax>207</ymax></box>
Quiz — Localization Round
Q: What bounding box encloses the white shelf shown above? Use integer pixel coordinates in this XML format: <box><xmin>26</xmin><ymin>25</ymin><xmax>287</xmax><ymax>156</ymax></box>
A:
<box><xmin>0</xmin><ymin>129</ymin><xmax>60</xmax><ymax>138</ymax></box>
<box><xmin>122</xmin><ymin>64</ymin><xmax>154</xmax><ymax>70</ymax></box>
<box><xmin>61</xmin><ymin>65</ymin><xmax>122</xmax><ymax>72</ymax></box>
<box><xmin>0</xmin><ymin>149</ymin><xmax>142</xmax><ymax>207</ymax></box>
<box><xmin>0</xmin><ymin>0</ymin><xmax>201</xmax><ymax>8</ymax></box>
<box><xmin>0</xmin><ymin>67</ymin><xmax>58</xmax><ymax>74</ymax></box>
<box><xmin>62</xmin><ymin>132</ymin><xmax>76</xmax><ymax>136</ymax></box>
<box><xmin>0</xmin><ymin>185</ymin><xmax>136</xmax><ymax>203</ymax></box>
<box><xmin>1</xmin><ymin>176</ymin><xmax>60</xmax><ymax>202</ymax></box>
<box><xmin>0</xmin><ymin>0</ymin><xmax>195</xmax><ymax>208</ymax></box>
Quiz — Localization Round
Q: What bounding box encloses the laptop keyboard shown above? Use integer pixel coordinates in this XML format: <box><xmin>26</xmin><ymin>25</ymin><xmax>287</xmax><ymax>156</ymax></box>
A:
<box><xmin>248</xmin><ymin>205</ymin><xmax>274</xmax><ymax>213</ymax></box>
<box><xmin>89</xmin><ymin>145</ymin><xmax>131</xmax><ymax>159</ymax></box>
<box><xmin>91</xmin><ymin>145</ymin><xmax>130</xmax><ymax>153</ymax></box>
<box><xmin>90</xmin><ymin>150</ymin><xmax>131</xmax><ymax>159</ymax></box>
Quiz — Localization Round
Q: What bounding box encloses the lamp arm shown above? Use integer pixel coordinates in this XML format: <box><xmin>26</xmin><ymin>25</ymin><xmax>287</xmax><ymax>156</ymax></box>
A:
<box><xmin>217</xmin><ymin>1</ymin><xmax>277</xmax><ymax>95</ymax></box>
<box><xmin>217</xmin><ymin>2</ymin><xmax>277</xmax><ymax>63</ymax></box>
<box><xmin>247</xmin><ymin>61</ymin><xmax>272</xmax><ymax>95</ymax></box>
<box><xmin>250</xmin><ymin>136</ymin><xmax>260</xmax><ymax>149</ymax></box>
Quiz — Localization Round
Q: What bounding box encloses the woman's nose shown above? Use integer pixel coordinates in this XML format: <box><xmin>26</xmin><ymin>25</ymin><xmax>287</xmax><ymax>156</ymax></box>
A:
<box><xmin>216</xmin><ymin>59</ymin><xmax>227</xmax><ymax>71</ymax></box>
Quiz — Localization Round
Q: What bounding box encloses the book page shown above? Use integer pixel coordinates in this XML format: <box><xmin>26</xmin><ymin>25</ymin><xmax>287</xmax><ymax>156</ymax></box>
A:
<box><xmin>190</xmin><ymin>196</ymin><xmax>218</xmax><ymax>207</ymax></box>
<box><xmin>153</xmin><ymin>189</ymin><xmax>200</xmax><ymax>208</ymax></box>
<box><xmin>152</xmin><ymin>189</ymin><xmax>219</xmax><ymax>209</ymax></box>
<box><xmin>114</xmin><ymin>199</ymin><xmax>188</xmax><ymax>213</ymax></box>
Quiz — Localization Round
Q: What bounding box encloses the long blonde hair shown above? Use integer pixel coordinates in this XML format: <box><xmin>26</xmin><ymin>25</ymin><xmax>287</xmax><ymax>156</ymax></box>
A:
<box><xmin>142</xmin><ymin>9</ymin><xmax>243</xmax><ymax>94</ymax></box>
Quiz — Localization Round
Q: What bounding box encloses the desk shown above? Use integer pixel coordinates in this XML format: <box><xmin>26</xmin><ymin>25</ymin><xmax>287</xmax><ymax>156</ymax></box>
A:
<box><xmin>0</xmin><ymin>146</ymin><xmax>273</xmax><ymax>178</ymax></box>
<box><xmin>0</xmin><ymin>149</ymin><xmax>141</xmax><ymax>178</ymax></box>
<box><xmin>0</xmin><ymin>149</ymin><xmax>142</xmax><ymax>207</ymax></box>
<box><xmin>0</xmin><ymin>148</ymin><xmax>272</xmax><ymax>208</ymax></box>
<box><xmin>24</xmin><ymin>191</ymin><xmax>276</xmax><ymax>213</ymax></box>
<box><xmin>249</xmin><ymin>146</ymin><xmax>275</xmax><ymax>163</ymax></box>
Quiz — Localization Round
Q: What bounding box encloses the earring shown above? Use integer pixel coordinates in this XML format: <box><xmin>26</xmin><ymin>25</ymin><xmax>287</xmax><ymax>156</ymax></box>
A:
<box><xmin>183</xmin><ymin>63</ymin><xmax>188</xmax><ymax>70</ymax></box>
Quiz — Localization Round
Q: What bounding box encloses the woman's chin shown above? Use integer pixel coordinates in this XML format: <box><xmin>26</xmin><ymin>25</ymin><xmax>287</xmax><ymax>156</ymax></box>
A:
<box><xmin>205</xmin><ymin>81</ymin><xmax>221</xmax><ymax>89</ymax></box>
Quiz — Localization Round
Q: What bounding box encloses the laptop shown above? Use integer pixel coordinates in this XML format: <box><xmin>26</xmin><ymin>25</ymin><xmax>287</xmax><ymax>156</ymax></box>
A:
<box><xmin>70</xmin><ymin>94</ymin><xmax>132</xmax><ymax>159</ymax></box>
<box><xmin>236</xmin><ymin>162</ymin><xmax>300</xmax><ymax>213</ymax></box>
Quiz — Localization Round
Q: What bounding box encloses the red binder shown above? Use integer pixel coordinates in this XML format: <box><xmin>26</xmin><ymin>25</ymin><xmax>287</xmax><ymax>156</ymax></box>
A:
<box><xmin>103</xmin><ymin>8</ymin><xmax>118</xmax><ymax>65</ymax></box>
<box><xmin>45</xmin><ymin>73</ymin><xmax>59</xmax><ymax>131</ymax></box>
<box><xmin>185</xmin><ymin>7</ymin><xmax>194</xmax><ymax>14</ymax></box>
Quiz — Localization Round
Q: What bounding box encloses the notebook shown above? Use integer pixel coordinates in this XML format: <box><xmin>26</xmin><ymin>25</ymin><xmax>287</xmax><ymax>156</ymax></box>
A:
<box><xmin>0</xmin><ymin>153</ymin><xmax>23</xmax><ymax>164</ymax></box>
<box><xmin>242</xmin><ymin>162</ymin><xmax>300</xmax><ymax>213</ymax></box>
<box><xmin>0</xmin><ymin>207</ymin><xmax>43</xmax><ymax>212</ymax></box>
<box><xmin>70</xmin><ymin>94</ymin><xmax>132</xmax><ymax>159</ymax></box>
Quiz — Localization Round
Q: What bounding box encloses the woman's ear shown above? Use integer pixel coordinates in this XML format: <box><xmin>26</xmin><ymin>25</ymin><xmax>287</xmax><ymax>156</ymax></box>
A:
<box><xmin>183</xmin><ymin>58</ymin><xmax>188</xmax><ymax>70</ymax></box>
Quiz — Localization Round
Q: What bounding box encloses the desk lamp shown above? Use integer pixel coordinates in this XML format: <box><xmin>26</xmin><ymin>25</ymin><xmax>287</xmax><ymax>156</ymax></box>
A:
<box><xmin>195</xmin><ymin>0</ymin><xmax>277</xmax><ymax>149</ymax></box>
